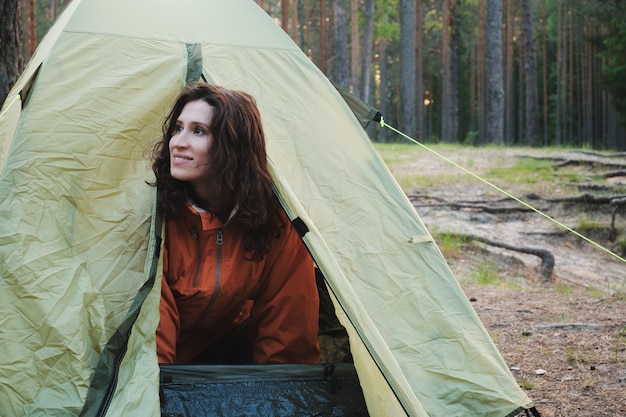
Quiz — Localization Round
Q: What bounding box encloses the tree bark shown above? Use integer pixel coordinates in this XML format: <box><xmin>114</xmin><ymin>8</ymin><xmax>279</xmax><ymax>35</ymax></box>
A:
<box><xmin>399</xmin><ymin>0</ymin><xmax>416</xmax><ymax>138</ymax></box>
<box><xmin>521</xmin><ymin>0</ymin><xmax>539</xmax><ymax>146</ymax></box>
<box><xmin>441</xmin><ymin>0</ymin><xmax>454</xmax><ymax>143</ymax></box>
<box><xmin>450</xmin><ymin>2</ymin><xmax>460</xmax><ymax>144</ymax></box>
<box><xmin>319</xmin><ymin>0</ymin><xmax>328</xmax><ymax>74</ymax></box>
<box><xmin>331</xmin><ymin>0</ymin><xmax>349</xmax><ymax>89</ymax></box>
<box><xmin>415</xmin><ymin>0</ymin><xmax>424</xmax><ymax>140</ymax></box>
<box><xmin>486</xmin><ymin>0</ymin><xmax>504</xmax><ymax>144</ymax></box>
<box><xmin>281</xmin><ymin>0</ymin><xmax>289</xmax><ymax>35</ymax></box>
<box><xmin>292</xmin><ymin>0</ymin><xmax>299</xmax><ymax>43</ymax></box>
<box><xmin>542</xmin><ymin>0</ymin><xmax>548</xmax><ymax>145</ymax></box>
<box><xmin>377</xmin><ymin>39</ymin><xmax>390</xmax><ymax>142</ymax></box>
<box><xmin>0</xmin><ymin>0</ymin><xmax>24</xmax><ymax>106</ymax></box>
<box><xmin>361</xmin><ymin>0</ymin><xmax>374</xmax><ymax>103</ymax></box>
<box><xmin>504</xmin><ymin>0</ymin><xmax>515</xmax><ymax>144</ymax></box>
<box><xmin>477</xmin><ymin>0</ymin><xmax>486</xmax><ymax>143</ymax></box>
<box><xmin>350</xmin><ymin>0</ymin><xmax>360</xmax><ymax>94</ymax></box>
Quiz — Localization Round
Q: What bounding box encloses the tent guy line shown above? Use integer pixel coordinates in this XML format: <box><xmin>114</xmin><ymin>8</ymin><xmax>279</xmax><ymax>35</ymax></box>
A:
<box><xmin>379</xmin><ymin>117</ymin><xmax>626</xmax><ymax>266</ymax></box>
<box><xmin>0</xmin><ymin>93</ymin><xmax>20</xmax><ymax>119</ymax></box>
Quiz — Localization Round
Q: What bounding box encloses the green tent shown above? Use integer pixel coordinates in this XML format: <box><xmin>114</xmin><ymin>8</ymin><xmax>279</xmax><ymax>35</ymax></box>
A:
<box><xmin>0</xmin><ymin>0</ymin><xmax>537</xmax><ymax>416</ymax></box>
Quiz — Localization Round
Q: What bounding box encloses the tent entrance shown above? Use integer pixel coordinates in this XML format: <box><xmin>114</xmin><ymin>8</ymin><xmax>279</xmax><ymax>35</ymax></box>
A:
<box><xmin>159</xmin><ymin>363</ymin><xmax>368</xmax><ymax>416</ymax></box>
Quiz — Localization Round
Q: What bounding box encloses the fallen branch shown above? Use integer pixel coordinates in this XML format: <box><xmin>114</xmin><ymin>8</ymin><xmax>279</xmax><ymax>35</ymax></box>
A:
<box><xmin>605</xmin><ymin>169</ymin><xmax>626</xmax><ymax>179</ymax></box>
<box><xmin>439</xmin><ymin>232</ymin><xmax>555</xmax><ymax>279</ymax></box>
<box><xmin>409</xmin><ymin>195</ymin><xmax>534</xmax><ymax>214</ymax></box>
<box><xmin>532</xmin><ymin>323</ymin><xmax>607</xmax><ymax>330</ymax></box>
<box><xmin>521</xmin><ymin>155</ymin><xmax>626</xmax><ymax>170</ymax></box>
<box><xmin>526</xmin><ymin>192</ymin><xmax>626</xmax><ymax>206</ymax></box>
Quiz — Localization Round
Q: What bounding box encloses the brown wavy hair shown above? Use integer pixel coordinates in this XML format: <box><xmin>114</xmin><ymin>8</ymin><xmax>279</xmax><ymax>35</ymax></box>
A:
<box><xmin>151</xmin><ymin>83</ymin><xmax>284</xmax><ymax>261</ymax></box>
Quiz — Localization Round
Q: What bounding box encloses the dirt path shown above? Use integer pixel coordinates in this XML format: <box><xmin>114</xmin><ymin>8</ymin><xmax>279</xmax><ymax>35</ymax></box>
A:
<box><xmin>399</xmin><ymin>147</ymin><xmax>625</xmax><ymax>293</ymax></box>
<box><xmin>386</xmin><ymin>146</ymin><xmax>626</xmax><ymax>417</ymax></box>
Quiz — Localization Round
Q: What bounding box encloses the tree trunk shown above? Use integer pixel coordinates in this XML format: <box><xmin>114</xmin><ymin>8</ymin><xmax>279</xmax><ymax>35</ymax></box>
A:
<box><xmin>556</xmin><ymin>0</ymin><xmax>563</xmax><ymax>145</ymax></box>
<box><xmin>350</xmin><ymin>0</ymin><xmax>360</xmax><ymax>94</ymax></box>
<box><xmin>292</xmin><ymin>0</ymin><xmax>299</xmax><ymax>43</ymax></box>
<box><xmin>441</xmin><ymin>0</ymin><xmax>453</xmax><ymax>143</ymax></box>
<box><xmin>361</xmin><ymin>0</ymin><xmax>374</xmax><ymax>103</ymax></box>
<box><xmin>541</xmin><ymin>0</ymin><xmax>548</xmax><ymax>145</ymax></box>
<box><xmin>415</xmin><ymin>0</ymin><xmax>424</xmax><ymax>140</ymax></box>
<box><xmin>450</xmin><ymin>1</ymin><xmax>460</xmax><ymax>144</ymax></box>
<box><xmin>331</xmin><ymin>0</ymin><xmax>349</xmax><ymax>89</ymax></box>
<box><xmin>319</xmin><ymin>0</ymin><xmax>328</xmax><ymax>74</ymax></box>
<box><xmin>504</xmin><ymin>0</ymin><xmax>515</xmax><ymax>144</ymax></box>
<box><xmin>398</xmin><ymin>0</ymin><xmax>416</xmax><ymax>138</ymax></box>
<box><xmin>0</xmin><ymin>0</ymin><xmax>24</xmax><ymax>106</ymax></box>
<box><xmin>486</xmin><ymin>0</ymin><xmax>504</xmax><ymax>144</ymax></box>
<box><xmin>27</xmin><ymin>0</ymin><xmax>36</xmax><ymax>57</ymax></box>
<box><xmin>477</xmin><ymin>0</ymin><xmax>486</xmax><ymax>143</ymax></box>
<box><xmin>521</xmin><ymin>0</ymin><xmax>539</xmax><ymax>146</ymax></box>
<box><xmin>377</xmin><ymin>39</ymin><xmax>390</xmax><ymax>142</ymax></box>
<box><xmin>281</xmin><ymin>0</ymin><xmax>289</xmax><ymax>35</ymax></box>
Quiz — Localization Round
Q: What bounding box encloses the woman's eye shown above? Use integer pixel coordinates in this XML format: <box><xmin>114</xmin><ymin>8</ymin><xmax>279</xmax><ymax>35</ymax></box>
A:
<box><xmin>194</xmin><ymin>127</ymin><xmax>205</xmax><ymax>135</ymax></box>
<box><xmin>174</xmin><ymin>125</ymin><xmax>183</xmax><ymax>133</ymax></box>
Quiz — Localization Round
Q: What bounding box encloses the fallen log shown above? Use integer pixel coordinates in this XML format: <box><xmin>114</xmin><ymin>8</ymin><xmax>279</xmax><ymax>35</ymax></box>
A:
<box><xmin>438</xmin><ymin>232</ymin><xmax>555</xmax><ymax>280</ymax></box>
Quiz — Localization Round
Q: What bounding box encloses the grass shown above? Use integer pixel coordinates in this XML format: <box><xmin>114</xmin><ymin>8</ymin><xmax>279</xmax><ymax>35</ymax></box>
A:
<box><xmin>520</xmin><ymin>378</ymin><xmax>535</xmax><ymax>390</ymax></box>
<box><xmin>469</xmin><ymin>258</ymin><xmax>501</xmax><ymax>286</ymax></box>
<box><xmin>434</xmin><ymin>232</ymin><xmax>468</xmax><ymax>257</ymax></box>
<box><xmin>373</xmin><ymin>142</ymin><xmax>602</xmax><ymax>197</ymax></box>
<box><xmin>566</xmin><ymin>347</ymin><xmax>596</xmax><ymax>364</ymax></box>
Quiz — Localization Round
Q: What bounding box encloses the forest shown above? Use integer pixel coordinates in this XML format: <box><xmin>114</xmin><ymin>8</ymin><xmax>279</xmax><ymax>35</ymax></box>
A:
<box><xmin>2</xmin><ymin>0</ymin><xmax>626</xmax><ymax>150</ymax></box>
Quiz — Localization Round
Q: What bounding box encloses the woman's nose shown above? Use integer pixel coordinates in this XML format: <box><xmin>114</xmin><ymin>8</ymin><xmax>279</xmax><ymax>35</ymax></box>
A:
<box><xmin>171</xmin><ymin>130</ymin><xmax>188</xmax><ymax>147</ymax></box>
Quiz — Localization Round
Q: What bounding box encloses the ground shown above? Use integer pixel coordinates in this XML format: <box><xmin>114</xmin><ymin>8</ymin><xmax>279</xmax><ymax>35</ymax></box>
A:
<box><xmin>383</xmin><ymin>145</ymin><xmax>626</xmax><ymax>417</ymax></box>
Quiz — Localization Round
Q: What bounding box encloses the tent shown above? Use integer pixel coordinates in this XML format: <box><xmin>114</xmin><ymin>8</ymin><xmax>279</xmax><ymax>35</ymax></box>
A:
<box><xmin>0</xmin><ymin>0</ymin><xmax>538</xmax><ymax>416</ymax></box>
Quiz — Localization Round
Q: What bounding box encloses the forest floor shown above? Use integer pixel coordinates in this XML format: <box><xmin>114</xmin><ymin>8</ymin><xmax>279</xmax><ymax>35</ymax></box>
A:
<box><xmin>380</xmin><ymin>144</ymin><xmax>626</xmax><ymax>417</ymax></box>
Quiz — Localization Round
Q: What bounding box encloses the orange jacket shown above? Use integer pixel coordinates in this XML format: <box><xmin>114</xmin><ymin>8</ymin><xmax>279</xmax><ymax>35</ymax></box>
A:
<box><xmin>156</xmin><ymin>203</ymin><xmax>320</xmax><ymax>364</ymax></box>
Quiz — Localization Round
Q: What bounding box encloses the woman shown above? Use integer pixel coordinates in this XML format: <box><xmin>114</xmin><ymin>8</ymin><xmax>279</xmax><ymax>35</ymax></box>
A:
<box><xmin>151</xmin><ymin>83</ymin><xmax>320</xmax><ymax>364</ymax></box>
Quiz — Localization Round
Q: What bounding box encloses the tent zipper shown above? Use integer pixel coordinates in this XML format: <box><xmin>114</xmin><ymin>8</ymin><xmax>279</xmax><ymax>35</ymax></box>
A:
<box><xmin>93</xmin><ymin>339</ymin><xmax>128</xmax><ymax>417</ymax></box>
<box><xmin>191</xmin><ymin>228</ymin><xmax>223</xmax><ymax>329</ymax></box>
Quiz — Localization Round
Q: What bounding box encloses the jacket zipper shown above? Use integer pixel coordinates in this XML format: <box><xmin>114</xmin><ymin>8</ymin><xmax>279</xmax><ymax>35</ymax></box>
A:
<box><xmin>192</xmin><ymin>226</ymin><xmax>201</xmax><ymax>286</ymax></box>
<box><xmin>191</xmin><ymin>227</ymin><xmax>224</xmax><ymax>329</ymax></box>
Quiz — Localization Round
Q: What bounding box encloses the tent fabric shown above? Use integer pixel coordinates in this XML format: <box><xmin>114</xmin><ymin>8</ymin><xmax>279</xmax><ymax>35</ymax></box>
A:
<box><xmin>0</xmin><ymin>0</ymin><xmax>535</xmax><ymax>416</ymax></box>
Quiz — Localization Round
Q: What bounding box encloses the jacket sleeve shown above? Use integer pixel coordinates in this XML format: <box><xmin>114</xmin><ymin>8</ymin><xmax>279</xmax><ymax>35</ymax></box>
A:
<box><xmin>156</xmin><ymin>245</ymin><xmax>179</xmax><ymax>363</ymax></box>
<box><xmin>249</xmin><ymin>220</ymin><xmax>321</xmax><ymax>364</ymax></box>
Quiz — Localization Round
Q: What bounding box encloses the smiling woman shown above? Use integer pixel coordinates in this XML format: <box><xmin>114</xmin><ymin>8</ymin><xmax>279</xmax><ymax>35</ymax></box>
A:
<box><xmin>150</xmin><ymin>83</ymin><xmax>320</xmax><ymax>364</ymax></box>
<box><xmin>168</xmin><ymin>100</ymin><xmax>214</xmax><ymax>185</ymax></box>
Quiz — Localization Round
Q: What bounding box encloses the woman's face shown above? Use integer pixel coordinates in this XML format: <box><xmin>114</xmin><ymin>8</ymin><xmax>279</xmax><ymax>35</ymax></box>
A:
<box><xmin>169</xmin><ymin>99</ymin><xmax>215</xmax><ymax>190</ymax></box>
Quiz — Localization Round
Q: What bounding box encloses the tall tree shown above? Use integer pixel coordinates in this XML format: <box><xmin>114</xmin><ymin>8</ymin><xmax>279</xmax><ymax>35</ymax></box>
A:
<box><xmin>415</xmin><ymin>0</ymin><xmax>424</xmax><ymax>140</ymax></box>
<box><xmin>504</xmin><ymin>0</ymin><xmax>515</xmax><ymax>144</ymax></box>
<box><xmin>319</xmin><ymin>0</ymin><xmax>328</xmax><ymax>74</ymax></box>
<box><xmin>377</xmin><ymin>39</ymin><xmax>391</xmax><ymax>142</ymax></box>
<box><xmin>521</xmin><ymin>0</ymin><xmax>539</xmax><ymax>146</ymax></box>
<box><xmin>281</xmin><ymin>0</ymin><xmax>289</xmax><ymax>35</ymax></box>
<box><xmin>485</xmin><ymin>0</ymin><xmax>504</xmax><ymax>144</ymax></box>
<box><xmin>541</xmin><ymin>0</ymin><xmax>548</xmax><ymax>145</ymax></box>
<box><xmin>1</xmin><ymin>0</ymin><xmax>23</xmax><ymax>106</ymax></box>
<box><xmin>555</xmin><ymin>0</ymin><xmax>563</xmax><ymax>145</ymax></box>
<box><xmin>331</xmin><ymin>0</ymin><xmax>349</xmax><ymax>89</ymax></box>
<box><xmin>27</xmin><ymin>0</ymin><xmax>35</xmax><ymax>56</ymax></box>
<box><xmin>360</xmin><ymin>0</ymin><xmax>374</xmax><ymax>103</ymax></box>
<box><xmin>292</xmin><ymin>0</ymin><xmax>299</xmax><ymax>43</ymax></box>
<box><xmin>350</xmin><ymin>0</ymin><xmax>360</xmax><ymax>94</ymax></box>
<box><xmin>398</xmin><ymin>0</ymin><xmax>416</xmax><ymax>138</ymax></box>
<box><xmin>441</xmin><ymin>0</ymin><xmax>454</xmax><ymax>143</ymax></box>
<box><xmin>477</xmin><ymin>0</ymin><xmax>486</xmax><ymax>143</ymax></box>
